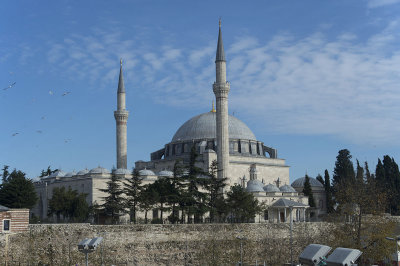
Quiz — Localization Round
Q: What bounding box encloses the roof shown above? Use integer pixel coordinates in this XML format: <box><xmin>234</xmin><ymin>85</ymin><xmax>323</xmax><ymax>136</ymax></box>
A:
<box><xmin>246</xmin><ymin>179</ymin><xmax>264</xmax><ymax>192</ymax></box>
<box><xmin>89</xmin><ymin>167</ymin><xmax>110</xmax><ymax>174</ymax></box>
<box><xmin>0</xmin><ymin>205</ymin><xmax>9</xmax><ymax>211</ymax></box>
<box><xmin>279</xmin><ymin>184</ymin><xmax>296</xmax><ymax>193</ymax></box>
<box><xmin>263</xmin><ymin>183</ymin><xmax>280</xmax><ymax>193</ymax></box>
<box><xmin>216</xmin><ymin>20</ymin><xmax>225</xmax><ymax>62</ymax></box>
<box><xmin>172</xmin><ymin>112</ymin><xmax>256</xmax><ymax>142</ymax></box>
<box><xmin>118</xmin><ymin>59</ymin><xmax>125</xmax><ymax>93</ymax></box>
<box><xmin>291</xmin><ymin>176</ymin><xmax>324</xmax><ymax>188</ymax></box>
<box><xmin>158</xmin><ymin>170</ymin><xmax>173</xmax><ymax>177</ymax></box>
<box><xmin>139</xmin><ymin>169</ymin><xmax>156</xmax><ymax>176</ymax></box>
<box><xmin>77</xmin><ymin>168</ymin><xmax>89</xmax><ymax>176</ymax></box>
<box><xmin>271</xmin><ymin>198</ymin><xmax>308</xmax><ymax>208</ymax></box>
<box><xmin>49</xmin><ymin>170</ymin><xmax>66</xmax><ymax>178</ymax></box>
<box><xmin>114</xmin><ymin>168</ymin><xmax>131</xmax><ymax>175</ymax></box>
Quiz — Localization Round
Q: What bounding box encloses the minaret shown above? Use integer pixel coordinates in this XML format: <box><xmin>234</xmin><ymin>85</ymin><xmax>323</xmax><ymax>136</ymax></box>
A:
<box><xmin>213</xmin><ymin>20</ymin><xmax>230</xmax><ymax>179</ymax></box>
<box><xmin>114</xmin><ymin>59</ymin><xmax>129</xmax><ymax>169</ymax></box>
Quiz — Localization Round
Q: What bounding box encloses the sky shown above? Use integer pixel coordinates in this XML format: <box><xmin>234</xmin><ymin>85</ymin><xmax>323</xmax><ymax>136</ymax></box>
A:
<box><xmin>1</xmin><ymin>0</ymin><xmax>400</xmax><ymax>183</ymax></box>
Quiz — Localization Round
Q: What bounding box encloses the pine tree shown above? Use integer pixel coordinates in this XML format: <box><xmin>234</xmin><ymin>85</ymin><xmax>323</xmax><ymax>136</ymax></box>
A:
<box><xmin>302</xmin><ymin>174</ymin><xmax>315</xmax><ymax>207</ymax></box>
<box><xmin>1</xmin><ymin>165</ymin><xmax>9</xmax><ymax>183</ymax></box>
<box><xmin>124</xmin><ymin>168</ymin><xmax>143</xmax><ymax>223</ymax></box>
<box><xmin>0</xmin><ymin>169</ymin><xmax>38</xmax><ymax>209</ymax></box>
<box><xmin>226</xmin><ymin>185</ymin><xmax>261</xmax><ymax>223</ymax></box>
<box><xmin>99</xmin><ymin>173</ymin><xmax>125</xmax><ymax>224</ymax></box>
<box><xmin>204</xmin><ymin>160</ymin><xmax>227</xmax><ymax>222</ymax></box>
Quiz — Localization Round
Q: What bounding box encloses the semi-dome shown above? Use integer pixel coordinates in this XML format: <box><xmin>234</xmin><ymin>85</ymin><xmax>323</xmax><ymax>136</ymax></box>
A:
<box><xmin>89</xmin><ymin>166</ymin><xmax>110</xmax><ymax>174</ymax></box>
<box><xmin>172</xmin><ymin>112</ymin><xmax>256</xmax><ymax>142</ymax></box>
<box><xmin>158</xmin><ymin>170</ymin><xmax>173</xmax><ymax>177</ymax></box>
<box><xmin>246</xmin><ymin>179</ymin><xmax>265</xmax><ymax>192</ymax></box>
<box><xmin>77</xmin><ymin>168</ymin><xmax>89</xmax><ymax>176</ymax></box>
<box><xmin>291</xmin><ymin>176</ymin><xmax>324</xmax><ymax>188</ymax></box>
<box><xmin>263</xmin><ymin>183</ymin><xmax>280</xmax><ymax>193</ymax></box>
<box><xmin>139</xmin><ymin>169</ymin><xmax>156</xmax><ymax>176</ymax></box>
<box><xmin>114</xmin><ymin>168</ymin><xmax>132</xmax><ymax>175</ymax></box>
<box><xmin>280</xmin><ymin>184</ymin><xmax>296</xmax><ymax>193</ymax></box>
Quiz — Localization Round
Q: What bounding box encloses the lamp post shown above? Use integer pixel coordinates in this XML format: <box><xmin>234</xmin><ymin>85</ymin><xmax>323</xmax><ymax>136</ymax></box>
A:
<box><xmin>236</xmin><ymin>236</ymin><xmax>247</xmax><ymax>266</ymax></box>
<box><xmin>385</xmin><ymin>236</ymin><xmax>400</xmax><ymax>265</ymax></box>
<box><xmin>289</xmin><ymin>206</ymin><xmax>293</xmax><ymax>266</ymax></box>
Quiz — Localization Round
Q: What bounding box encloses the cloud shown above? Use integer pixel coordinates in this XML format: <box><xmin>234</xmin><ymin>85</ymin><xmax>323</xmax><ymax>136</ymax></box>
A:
<box><xmin>41</xmin><ymin>20</ymin><xmax>400</xmax><ymax>146</ymax></box>
<box><xmin>367</xmin><ymin>0</ymin><xmax>400</xmax><ymax>8</ymax></box>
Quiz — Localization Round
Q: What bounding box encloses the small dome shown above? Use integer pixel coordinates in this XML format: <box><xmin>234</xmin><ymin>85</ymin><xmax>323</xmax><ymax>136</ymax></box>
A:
<box><xmin>263</xmin><ymin>183</ymin><xmax>280</xmax><ymax>193</ymax></box>
<box><xmin>64</xmin><ymin>171</ymin><xmax>77</xmax><ymax>177</ymax></box>
<box><xmin>280</xmin><ymin>185</ymin><xmax>296</xmax><ymax>193</ymax></box>
<box><xmin>139</xmin><ymin>169</ymin><xmax>156</xmax><ymax>176</ymax></box>
<box><xmin>89</xmin><ymin>166</ymin><xmax>110</xmax><ymax>174</ymax></box>
<box><xmin>291</xmin><ymin>176</ymin><xmax>324</xmax><ymax>188</ymax></box>
<box><xmin>49</xmin><ymin>170</ymin><xmax>66</xmax><ymax>178</ymax></box>
<box><xmin>114</xmin><ymin>168</ymin><xmax>132</xmax><ymax>175</ymax></box>
<box><xmin>158</xmin><ymin>170</ymin><xmax>173</xmax><ymax>177</ymax></box>
<box><xmin>246</xmin><ymin>179</ymin><xmax>265</xmax><ymax>192</ymax></box>
<box><xmin>77</xmin><ymin>168</ymin><xmax>89</xmax><ymax>176</ymax></box>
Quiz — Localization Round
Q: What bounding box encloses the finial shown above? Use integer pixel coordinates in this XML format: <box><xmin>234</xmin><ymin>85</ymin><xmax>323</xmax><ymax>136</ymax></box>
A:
<box><xmin>219</xmin><ymin>18</ymin><xmax>221</xmax><ymax>28</ymax></box>
<box><xmin>120</xmin><ymin>58</ymin><xmax>122</xmax><ymax>67</ymax></box>
<box><xmin>211</xmin><ymin>101</ymin><xmax>216</xmax><ymax>112</ymax></box>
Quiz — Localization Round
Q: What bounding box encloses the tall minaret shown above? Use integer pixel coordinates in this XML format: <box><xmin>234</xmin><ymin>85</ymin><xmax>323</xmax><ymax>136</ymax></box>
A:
<box><xmin>213</xmin><ymin>20</ymin><xmax>230</xmax><ymax>179</ymax></box>
<box><xmin>114</xmin><ymin>59</ymin><xmax>129</xmax><ymax>169</ymax></box>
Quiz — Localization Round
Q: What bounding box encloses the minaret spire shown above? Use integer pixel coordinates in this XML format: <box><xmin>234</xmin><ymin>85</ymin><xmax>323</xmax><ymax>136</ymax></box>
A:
<box><xmin>213</xmin><ymin>20</ymin><xmax>230</xmax><ymax>181</ymax></box>
<box><xmin>216</xmin><ymin>19</ymin><xmax>225</xmax><ymax>62</ymax></box>
<box><xmin>114</xmin><ymin>59</ymin><xmax>129</xmax><ymax>169</ymax></box>
<box><xmin>118</xmin><ymin>58</ymin><xmax>125</xmax><ymax>93</ymax></box>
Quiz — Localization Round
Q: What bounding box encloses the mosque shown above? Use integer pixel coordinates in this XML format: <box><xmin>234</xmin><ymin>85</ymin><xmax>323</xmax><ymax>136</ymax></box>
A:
<box><xmin>32</xmin><ymin>22</ymin><xmax>326</xmax><ymax>223</ymax></box>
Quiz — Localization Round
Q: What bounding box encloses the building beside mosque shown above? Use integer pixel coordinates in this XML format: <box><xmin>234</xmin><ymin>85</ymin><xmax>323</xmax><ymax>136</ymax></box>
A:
<box><xmin>32</xmin><ymin>22</ymin><xmax>326</xmax><ymax>223</ymax></box>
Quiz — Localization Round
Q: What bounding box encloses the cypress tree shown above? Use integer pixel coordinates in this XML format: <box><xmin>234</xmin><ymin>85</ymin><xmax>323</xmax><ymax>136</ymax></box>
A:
<box><xmin>324</xmin><ymin>169</ymin><xmax>334</xmax><ymax>213</ymax></box>
<box><xmin>124</xmin><ymin>168</ymin><xmax>143</xmax><ymax>223</ymax></box>
<box><xmin>316</xmin><ymin>174</ymin><xmax>324</xmax><ymax>186</ymax></box>
<box><xmin>303</xmin><ymin>174</ymin><xmax>315</xmax><ymax>207</ymax></box>
<box><xmin>333</xmin><ymin>149</ymin><xmax>355</xmax><ymax>194</ymax></box>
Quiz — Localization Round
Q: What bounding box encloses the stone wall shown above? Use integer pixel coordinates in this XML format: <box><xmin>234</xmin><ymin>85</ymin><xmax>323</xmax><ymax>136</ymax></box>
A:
<box><xmin>0</xmin><ymin>222</ymin><xmax>333</xmax><ymax>265</ymax></box>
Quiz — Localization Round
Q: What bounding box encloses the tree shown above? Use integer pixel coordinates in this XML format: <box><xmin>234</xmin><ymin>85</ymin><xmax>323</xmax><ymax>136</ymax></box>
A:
<box><xmin>48</xmin><ymin>187</ymin><xmax>89</xmax><ymax>222</ymax></box>
<box><xmin>316</xmin><ymin>174</ymin><xmax>324</xmax><ymax>186</ymax></box>
<box><xmin>1</xmin><ymin>165</ymin><xmax>9</xmax><ymax>183</ymax></box>
<box><xmin>0</xmin><ymin>168</ymin><xmax>38</xmax><ymax>209</ymax></box>
<box><xmin>204</xmin><ymin>160</ymin><xmax>227</xmax><ymax>222</ymax></box>
<box><xmin>138</xmin><ymin>184</ymin><xmax>158</xmax><ymax>223</ymax></box>
<box><xmin>149</xmin><ymin>178</ymin><xmax>173</xmax><ymax>222</ymax></box>
<box><xmin>332</xmin><ymin>149</ymin><xmax>355</xmax><ymax>196</ymax></box>
<box><xmin>124</xmin><ymin>168</ymin><xmax>143</xmax><ymax>223</ymax></box>
<box><xmin>99</xmin><ymin>173</ymin><xmax>125</xmax><ymax>224</ymax></box>
<box><xmin>167</xmin><ymin>160</ymin><xmax>185</xmax><ymax>224</ymax></box>
<box><xmin>324</xmin><ymin>169</ymin><xmax>334</xmax><ymax>213</ymax></box>
<box><xmin>226</xmin><ymin>185</ymin><xmax>261</xmax><ymax>223</ymax></box>
<box><xmin>302</xmin><ymin>174</ymin><xmax>315</xmax><ymax>207</ymax></box>
<box><xmin>375</xmin><ymin>155</ymin><xmax>400</xmax><ymax>214</ymax></box>
<box><xmin>332</xmin><ymin>160</ymin><xmax>389</xmax><ymax>261</ymax></box>
<box><xmin>40</xmin><ymin>166</ymin><xmax>58</xmax><ymax>177</ymax></box>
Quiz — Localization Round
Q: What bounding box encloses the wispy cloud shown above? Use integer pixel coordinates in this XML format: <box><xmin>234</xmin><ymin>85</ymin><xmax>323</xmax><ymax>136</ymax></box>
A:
<box><xmin>40</xmin><ymin>19</ymin><xmax>400</xmax><ymax>146</ymax></box>
<box><xmin>368</xmin><ymin>0</ymin><xmax>400</xmax><ymax>8</ymax></box>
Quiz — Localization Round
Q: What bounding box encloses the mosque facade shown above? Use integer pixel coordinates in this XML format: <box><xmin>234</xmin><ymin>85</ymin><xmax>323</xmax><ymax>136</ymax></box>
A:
<box><xmin>32</xmin><ymin>23</ymin><xmax>326</xmax><ymax>223</ymax></box>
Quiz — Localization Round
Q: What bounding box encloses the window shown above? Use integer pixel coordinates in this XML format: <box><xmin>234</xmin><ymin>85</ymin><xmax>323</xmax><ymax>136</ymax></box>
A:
<box><xmin>3</xmin><ymin>219</ymin><xmax>10</xmax><ymax>232</ymax></box>
<box><xmin>264</xmin><ymin>210</ymin><xmax>269</xmax><ymax>220</ymax></box>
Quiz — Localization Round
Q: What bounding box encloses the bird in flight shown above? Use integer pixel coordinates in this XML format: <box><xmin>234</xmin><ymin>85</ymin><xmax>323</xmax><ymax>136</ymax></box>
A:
<box><xmin>49</xmin><ymin>90</ymin><xmax>54</xmax><ymax>95</ymax></box>
<box><xmin>41</xmin><ymin>116</ymin><xmax>46</xmax><ymax>120</ymax></box>
<box><xmin>3</xmin><ymin>82</ymin><xmax>16</xmax><ymax>90</ymax></box>
<box><xmin>12</xmin><ymin>132</ymin><xmax>19</xmax><ymax>136</ymax></box>
<box><xmin>62</xmin><ymin>91</ymin><xmax>71</xmax><ymax>96</ymax></box>
<box><xmin>64</xmin><ymin>139</ymin><xmax>71</xmax><ymax>143</ymax></box>
<box><xmin>36</xmin><ymin>130</ymin><xmax>42</xmax><ymax>133</ymax></box>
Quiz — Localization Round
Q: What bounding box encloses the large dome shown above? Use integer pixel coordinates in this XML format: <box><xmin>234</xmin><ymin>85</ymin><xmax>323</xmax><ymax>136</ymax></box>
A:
<box><xmin>172</xmin><ymin>112</ymin><xmax>256</xmax><ymax>142</ymax></box>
